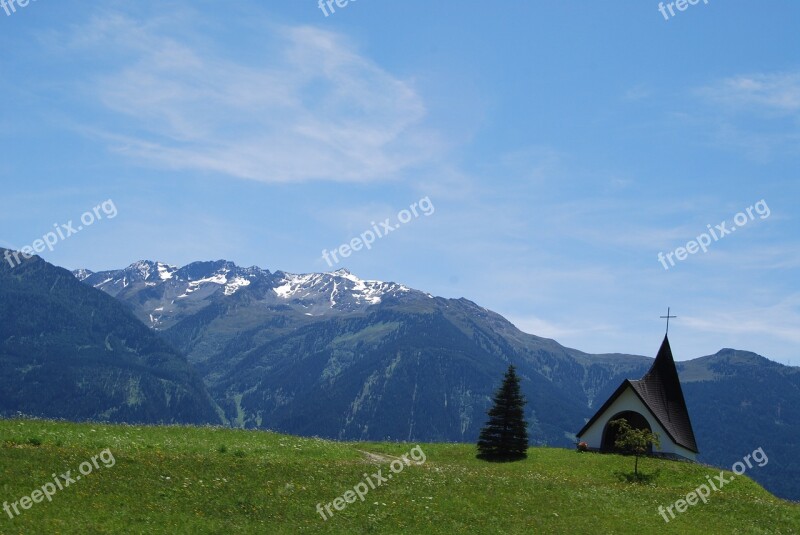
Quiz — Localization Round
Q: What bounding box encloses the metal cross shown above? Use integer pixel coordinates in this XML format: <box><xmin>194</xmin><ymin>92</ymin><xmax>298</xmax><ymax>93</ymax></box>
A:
<box><xmin>660</xmin><ymin>307</ymin><xmax>677</xmax><ymax>334</ymax></box>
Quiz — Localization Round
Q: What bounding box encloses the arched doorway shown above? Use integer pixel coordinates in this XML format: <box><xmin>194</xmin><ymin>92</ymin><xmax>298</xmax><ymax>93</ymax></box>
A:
<box><xmin>601</xmin><ymin>411</ymin><xmax>653</xmax><ymax>452</ymax></box>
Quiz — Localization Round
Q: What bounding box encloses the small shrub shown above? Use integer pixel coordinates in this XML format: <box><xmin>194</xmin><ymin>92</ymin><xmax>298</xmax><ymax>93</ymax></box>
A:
<box><xmin>27</xmin><ymin>437</ymin><xmax>43</xmax><ymax>447</ymax></box>
<box><xmin>217</xmin><ymin>445</ymin><xmax>228</xmax><ymax>454</ymax></box>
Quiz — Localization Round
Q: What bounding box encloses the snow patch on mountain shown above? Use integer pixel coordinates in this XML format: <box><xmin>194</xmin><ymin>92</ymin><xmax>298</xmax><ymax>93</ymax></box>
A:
<box><xmin>224</xmin><ymin>276</ymin><xmax>251</xmax><ymax>296</ymax></box>
<box><xmin>178</xmin><ymin>272</ymin><xmax>229</xmax><ymax>298</ymax></box>
<box><xmin>273</xmin><ymin>273</ymin><xmax>321</xmax><ymax>299</ymax></box>
<box><xmin>158</xmin><ymin>263</ymin><xmax>177</xmax><ymax>280</ymax></box>
<box><xmin>73</xmin><ymin>269</ymin><xmax>93</xmax><ymax>281</ymax></box>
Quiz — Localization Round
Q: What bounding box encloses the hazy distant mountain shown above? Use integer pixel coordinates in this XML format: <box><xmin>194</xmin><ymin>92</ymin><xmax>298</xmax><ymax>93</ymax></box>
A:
<box><xmin>70</xmin><ymin>258</ymin><xmax>800</xmax><ymax>500</ymax></box>
<box><xmin>0</xmin><ymin>250</ymin><xmax>221</xmax><ymax>425</ymax></box>
<box><xmin>679</xmin><ymin>350</ymin><xmax>800</xmax><ymax>501</ymax></box>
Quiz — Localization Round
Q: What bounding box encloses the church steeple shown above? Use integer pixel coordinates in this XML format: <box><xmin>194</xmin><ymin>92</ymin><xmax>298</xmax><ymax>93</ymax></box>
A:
<box><xmin>631</xmin><ymin>335</ymin><xmax>698</xmax><ymax>453</ymax></box>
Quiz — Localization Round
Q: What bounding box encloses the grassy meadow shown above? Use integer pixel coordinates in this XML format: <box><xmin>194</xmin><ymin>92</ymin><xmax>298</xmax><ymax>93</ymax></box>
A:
<box><xmin>0</xmin><ymin>419</ymin><xmax>798</xmax><ymax>534</ymax></box>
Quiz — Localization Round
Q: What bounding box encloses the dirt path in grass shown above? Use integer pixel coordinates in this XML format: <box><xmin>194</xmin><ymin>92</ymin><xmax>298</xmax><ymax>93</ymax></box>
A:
<box><xmin>356</xmin><ymin>450</ymin><xmax>402</xmax><ymax>464</ymax></box>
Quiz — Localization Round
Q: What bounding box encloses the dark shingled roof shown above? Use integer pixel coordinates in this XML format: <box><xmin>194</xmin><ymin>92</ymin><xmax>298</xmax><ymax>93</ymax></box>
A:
<box><xmin>577</xmin><ymin>335</ymin><xmax>699</xmax><ymax>453</ymax></box>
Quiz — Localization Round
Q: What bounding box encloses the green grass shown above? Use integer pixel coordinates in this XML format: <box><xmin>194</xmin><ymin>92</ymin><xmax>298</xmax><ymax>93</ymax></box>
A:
<box><xmin>0</xmin><ymin>419</ymin><xmax>797</xmax><ymax>534</ymax></box>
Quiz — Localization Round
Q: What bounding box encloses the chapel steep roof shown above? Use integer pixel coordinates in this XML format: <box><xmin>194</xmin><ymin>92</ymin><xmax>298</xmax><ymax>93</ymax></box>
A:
<box><xmin>576</xmin><ymin>335</ymin><xmax>699</xmax><ymax>454</ymax></box>
<box><xmin>629</xmin><ymin>335</ymin><xmax>698</xmax><ymax>453</ymax></box>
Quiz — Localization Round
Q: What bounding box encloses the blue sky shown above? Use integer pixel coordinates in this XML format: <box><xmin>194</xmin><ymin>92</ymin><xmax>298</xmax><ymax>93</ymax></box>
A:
<box><xmin>1</xmin><ymin>1</ymin><xmax>798</xmax><ymax>363</ymax></box>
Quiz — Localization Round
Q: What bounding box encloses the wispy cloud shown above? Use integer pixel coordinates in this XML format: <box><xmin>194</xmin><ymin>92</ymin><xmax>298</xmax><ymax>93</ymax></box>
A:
<box><xmin>697</xmin><ymin>72</ymin><xmax>800</xmax><ymax>116</ymax></box>
<box><xmin>693</xmin><ymin>71</ymin><xmax>800</xmax><ymax>160</ymax></box>
<box><xmin>623</xmin><ymin>84</ymin><xmax>651</xmax><ymax>101</ymax></box>
<box><xmin>61</xmin><ymin>11</ymin><xmax>439</xmax><ymax>184</ymax></box>
<box><xmin>507</xmin><ymin>314</ymin><xmax>615</xmax><ymax>341</ymax></box>
<box><xmin>682</xmin><ymin>295</ymin><xmax>800</xmax><ymax>345</ymax></box>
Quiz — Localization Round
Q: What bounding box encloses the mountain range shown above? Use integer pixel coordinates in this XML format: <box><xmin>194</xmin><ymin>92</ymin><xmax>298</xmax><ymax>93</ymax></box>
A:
<box><xmin>0</xmin><ymin>250</ymin><xmax>220</xmax><ymax>425</ymax></box>
<box><xmin>0</xmin><ymin>253</ymin><xmax>797</xmax><ymax>501</ymax></box>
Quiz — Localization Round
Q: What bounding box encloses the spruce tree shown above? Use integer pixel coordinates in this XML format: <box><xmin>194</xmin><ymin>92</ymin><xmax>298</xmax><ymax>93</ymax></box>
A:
<box><xmin>477</xmin><ymin>365</ymin><xmax>529</xmax><ymax>461</ymax></box>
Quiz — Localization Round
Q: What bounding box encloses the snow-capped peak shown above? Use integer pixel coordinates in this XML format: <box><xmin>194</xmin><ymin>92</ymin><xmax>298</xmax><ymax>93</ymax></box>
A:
<box><xmin>273</xmin><ymin>269</ymin><xmax>411</xmax><ymax>308</ymax></box>
<box><xmin>124</xmin><ymin>260</ymin><xmax>178</xmax><ymax>282</ymax></box>
<box><xmin>74</xmin><ymin>259</ymin><xmax>423</xmax><ymax>318</ymax></box>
